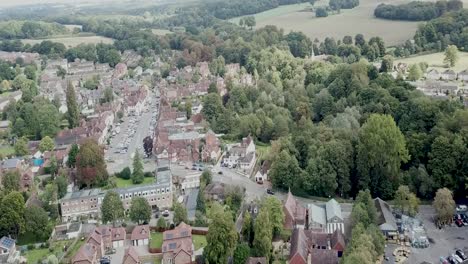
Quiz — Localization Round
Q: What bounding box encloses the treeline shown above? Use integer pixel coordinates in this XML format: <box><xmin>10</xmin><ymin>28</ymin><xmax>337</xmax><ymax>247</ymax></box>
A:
<box><xmin>202</xmin><ymin>0</ymin><xmax>310</xmax><ymax>20</ymax></box>
<box><xmin>0</xmin><ymin>20</ymin><xmax>68</xmax><ymax>39</ymax></box>
<box><xmin>329</xmin><ymin>0</ymin><xmax>359</xmax><ymax>10</ymax></box>
<box><xmin>374</xmin><ymin>0</ymin><xmax>463</xmax><ymax>21</ymax></box>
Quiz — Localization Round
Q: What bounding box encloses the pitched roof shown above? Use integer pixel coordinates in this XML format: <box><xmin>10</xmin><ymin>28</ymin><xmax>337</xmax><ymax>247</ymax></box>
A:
<box><xmin>289</xmin><ymin>229</ymin><xmax>308</xmax><ymax>263</ymax></box>
<box><xmin>72</xmin><ymin>243</ymin><xmax>97</xmax><ymax>264</ymax></box>
<box><xmin>330</xmin><ymin>229</ymin><xmax>345</xmax><ymax>250</ymax></box>
<box><xmin>374</xmin><ymin>198</ymin><xmax>397</xmax><ymax>231</ymax></box>
<box><xmin>309</xmin><ymin>249</ymin><xmax>339</xmax><ymax>264</ymax></box>
<box><xmin>325</xmin><ymin>199</ymin><xmax>342</xmax><ymax>222</ymax></box>
<box><xmin>111</xmin><ymin>227</ymin><xmax>126</xmax><ymax>241</ymax></box>
<box><xmin>131</xmin><ymin>225</ymin><xmax>150</xmax><ymax>241</ymax></box>
<box><xmin>123</xmin><ymin>246</ymin><xmax>139</xmax><ymax>264</ymax></box>
<box><xmin>308</xmin><ymin>204</ymin><xmax>326</xmax><ymax>226</ymax></box>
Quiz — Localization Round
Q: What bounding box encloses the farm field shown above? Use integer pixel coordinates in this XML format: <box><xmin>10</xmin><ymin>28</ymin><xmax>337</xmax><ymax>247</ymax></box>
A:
<box><xmin>21</xmin><ymin>35</ymin><xmax>114</xmax><ymax>48</ymax></box>
<box><xmin>229</xmin><ymin>0</ymin><xmax>421</xmax><ymax>46</ymax></box>
<box><xmin>395</xmin><ymin>52</ymin><xmax>468</xmax><ymax>72</ymax></box>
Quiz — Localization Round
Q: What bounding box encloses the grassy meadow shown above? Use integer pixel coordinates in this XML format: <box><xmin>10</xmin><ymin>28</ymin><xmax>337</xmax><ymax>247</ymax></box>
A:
<box><xmin>395</xmin><ymin>52</ymin><xmax>468</xmax><ymax>72</ymax></box>
<box><xmin>229</xmin><ymin>0</ymin><xmax>421</xmax><ymax>46</ymax></box>
<box><xmin>21</xmin><ymin>34</ymin><xmax>114</xmax><ymax>48</ymax></box>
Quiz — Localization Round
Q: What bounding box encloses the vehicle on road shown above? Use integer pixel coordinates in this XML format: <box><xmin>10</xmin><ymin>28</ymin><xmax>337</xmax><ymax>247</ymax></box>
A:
<box><xmin>452</xmin><ymin>254</ymin><xmax>463</xmax><ymax>263</ymax></box>
<box><xmin>218</xmin><ymin>171</ymin><xmax>223</xmax><ymax>175</ymax></box>
<box><xmin>267</xmin><ymin>189</ymin><xmax>274</xmax><ymax>195</ymax></box>
<box><xmin>455</xmin><ymin>250</ymin><xmax>467</xmax><ymax>261</ymax></box>
<box><xmin>162</xmin><ymin>210</ymin><xmax>170</xmax><ymax>217</ymax></box>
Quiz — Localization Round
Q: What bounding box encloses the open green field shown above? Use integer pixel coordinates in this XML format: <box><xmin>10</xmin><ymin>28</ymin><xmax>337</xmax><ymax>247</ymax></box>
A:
<box><xmin>395</xmin><ymin>52</ymin><xmax>468</xmax><ymax>72</ymax></box>
<box><xmin>229</xmin><ymin>2</ymin><xmax>319</xmax><ymax>24</ymax></box>
<box><xmin>21</xmin><ymin>35</ymin><xmax>114</xmax><ymax>48</ymax></box>
<box><xmin>150</xmin><ymin>232</ymin><xmax>164</xmax><ymax>248</ymax></box>
<box><xmin>116</xmin><ymin>177</ymin><xmax>155</xmax><ymax>188</ymax></box>
<box><xmin>229</xmin><ymin>0</ymin><xmax>421</xmax><ymax>46</ymax></box>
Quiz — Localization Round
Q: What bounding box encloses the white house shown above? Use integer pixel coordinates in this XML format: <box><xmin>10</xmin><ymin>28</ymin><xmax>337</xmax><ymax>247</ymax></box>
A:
<box><xmin>131</xmin><ymin>225</ymin><xmax>150</xmax><ymax>246</ymax></box>
<box><xmin>180</xmin><ymin>172</ymin><xmax>201</xmax><ymax>191</ymax></box>
<box><xmin>223</xmin><ymin>135</ymin><xmax>256</xmax><ymax>172</ymax></box>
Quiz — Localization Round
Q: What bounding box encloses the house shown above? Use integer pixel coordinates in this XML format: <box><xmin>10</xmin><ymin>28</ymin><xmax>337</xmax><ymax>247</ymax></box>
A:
<box><xmin>53</xmin><ymin>222</ymin><xmax>82</xmax><ymax>240</ymax></box>
<box><xmin>123</xmin><ymin>246</ymin><xmax>140</xmax><ymax>264</ymax></box>
<box><xmin>162</xmin><ymin>222</ymin><xmax>194</xmax><ymax>264</ymax></box>
<box><xmin>0</xmin><ymin>236</ymin><xmax>20</xmax><ymax>264</ymax></box>
<box><xmin>374</xmin><ymin>198</ymin><xmax>398</xmax><ymax>240</ymax></box>
<box><xmin>131</xmin><ymin>225</ymin><xmax>150</xmax><ymax>246</ymax></box>
<box><xmin>255</xmin><ymin>160</ymin><xmax>271</xmax><ymax>183</ymax></box>
<box><xmin>458</xmin><ymin>69</ymin><xmax>468</xmax><ymax>82</ymax></box>
<box><xmin>223</xmin><ymin>135</ymin><xmax>256</xmax><ymax>172</ymax></box>
<box><xmin>426</xmin><ymin>69</ymin><xmax>440</xmax><ymax>80</ymax></box>
<box><xmin>284</xmin><ymin>190</ymin><xmax>307</xmax><ymax>230</ymax></box>
<box><xmin>179</xmin><ymin>171</ymin><xmax>200</xmax><ymax>192</ymax></box>
<box><xmin>111</xmin><ymin>227</ymin><xmax>126</xmax><ymax>248</ymax></box>
<box><xmin>72</xmin><ymin>243</ymin><xmax>98</xmax><ymax>264</ymax></box>
<box><xmin>289</xmin><ymin>229</ymin><xmax>344</xmax><ymax>264</ymax></box>
<box><xmin>324</xmin><ymin>199</ymin><xmax>344</xmax><ymax>234</ymax></box>
<box><xmin>204</xmin><ymin>182</ymin><xmax>226</xmax><ymax>201</ymax></box>
<box><xmin>246</xmin><ymin>257</ymin><xmax>267</xmax><ymax>264</ymax></box>
<box><xmin>1</xmin><ymin>158</ymin><xmax>22</xmax><ymax>172</ymax></box>
<box><xmin>441</xmin><ymin>69</ymin><xmax>457</xmax><ymax>81</ymax></box>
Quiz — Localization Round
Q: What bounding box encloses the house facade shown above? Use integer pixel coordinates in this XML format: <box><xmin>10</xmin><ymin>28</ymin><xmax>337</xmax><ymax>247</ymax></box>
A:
<box><xmin>223</xmin><ymin>135</ymin><xmax>256</xmax><ymax>172</ymax></box>
<box><xmin>162</xmin><ymin>222</ymin><xmax>194</xmax><ymax>264</ymax></box>
<box><xmin>131</xmin><ymin>225</ymin><xmax>150</xmax><ymax>246</ymax></box>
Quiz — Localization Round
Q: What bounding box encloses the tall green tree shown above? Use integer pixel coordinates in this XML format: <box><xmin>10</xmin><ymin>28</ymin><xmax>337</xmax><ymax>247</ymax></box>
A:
<box><xmin>443</xmin><ymin>45</ymin><xmax>459</xmax><ymax>67</ymax></box>
<box><xmin>25</xmin><ymin>205</ymin><xmax>51</xmax><ymax>240</ymax></box>
<box><xmin>394</xmin><ymin>185</ymin><xmax>420</xmax><ymax>216</ymax></box>
<box><xmin>269</xmin><ymin>149</ymin><xmax>303</xmax><ymax>191</ymax></box>
<box><xmin>101</xmin><ymin>191</ymin><xmax>124</xmax><ymax>226</ymax></box>
<box><xmin>66</xmin><ymin>81</ymin><xmax>80</xmax><ymax>128</ymax></box>
<box><xmin>233</xmin><ymin>243</ymin><xmax>250</xmax><ymax>264</ymax></box>
<box><xmin>241</xmin><ymin>211</ymin><xmax>253</xmax><ymax>244</ymax></box>
<box><xmin>355</xmin><ymin>189</ymin><xmax>377</xmax><ymax>224</ymax></box>
<box><xmin>14</xmin><ymin>136</ymin><xmax>29</xmax><ymax>156</ymax></box>
<box><xmin>0</xmin><ymin>191</ymin><xmax>25</xmax><ymax>238</ymax></box>
<box><xmin>262</xmin><ymin>196</ymin><xmax>284</xmax><ymax>237</ymax></box>
<box><xmin>204</xmin><ymin>205</ymin><xmax>238</xmax><ymax>264</ymax></box>
<box><xmin>173</xmin><ymin>202</ymin><xmax>188</xmax><ymax>225</ymax></box>
<box><xmin>253</xmin><ymin>208</ymin><xmax>272</xmax><ymax>260</ymax></box>
<box><xmin>66</xmin><ymin>143</ymin><xmax>79</xmax><ymax>168</ymax></box>
<box><xmin>1</xmin><ymin>170</ymin><xmax>20</xmax><ymax>194</ymax></box>
<box><xmin>76</xmin><ymin>139</ymin><xmax>108</xmax><ymax>187</ymax></box>
<box><xmin>132</xmin><ymin>151</ymin><xmax>144</xmax><ymax>184</ymax></box>
<box><xmin>39</xmin><ymin>136</ymin><xmax>55</xmax><ymax>152</ymax></box>
<box><xmin>129</xmin><ymin>197</ymin><xmax>151</xmax><ymax>224</ymax></box>
<box><xmin>433</xmin><ymin>187</ymin><xmax>455</xmax><ymax>225</ymax></box>
<box><xmin>357</xmin><ymin>114</ymin><xmax>409</xmax><ymax>199</ymax></box>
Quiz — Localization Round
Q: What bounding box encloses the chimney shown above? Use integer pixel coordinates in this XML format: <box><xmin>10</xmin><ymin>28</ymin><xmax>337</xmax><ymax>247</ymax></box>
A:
<box><xmin>307</xmin><ymin>253</ymin><xmax>312</xmax><ymax>264</ymax></box>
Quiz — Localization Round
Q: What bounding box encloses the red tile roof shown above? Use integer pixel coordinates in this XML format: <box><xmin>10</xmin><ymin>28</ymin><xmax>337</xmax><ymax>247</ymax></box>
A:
<box><xmin>131</xmin><ymin>225</ymin><xmax>150</xmax><ymax>241</ymax></box>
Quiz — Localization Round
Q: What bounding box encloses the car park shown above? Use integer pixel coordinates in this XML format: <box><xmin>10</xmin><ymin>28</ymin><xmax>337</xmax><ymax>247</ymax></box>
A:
<box><xmin>455</xmin><ymin>250</ymin><xmax>467</xmax><ymax>261</ymax></box>
<box><xmin>452</xmin><ymin>254</ymin><xmax>463</xmax><ymax>263</ymax></box>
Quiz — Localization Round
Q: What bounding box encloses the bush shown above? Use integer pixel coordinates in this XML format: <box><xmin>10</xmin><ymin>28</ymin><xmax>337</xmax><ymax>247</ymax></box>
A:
<box><xmin>315</xmin><ymin>7</ymin><xmax>329</xmax><ymax>17</ymax></box>
<box><xmin>144</xmin><ymin>171</ymin><xmax>154</xmax><ymax>178</ymax></box>
<box><xmin>117</xmin><ymin>167</ymin><xmax>131</xmax><ymax>180</ymax></box>
<box><xmin>27</xmin><ymin>244</ymin><xmax>35</xmax><ymax>250</ymax></box>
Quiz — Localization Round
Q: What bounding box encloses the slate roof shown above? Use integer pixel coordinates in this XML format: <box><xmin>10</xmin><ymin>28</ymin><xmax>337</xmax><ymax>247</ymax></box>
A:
<box><xmin>0</xmin><ymin>236</ymin><xmax>15</xmax><ymax>251</ymax></box>
<box><xmin>1</xmin><ymin>158</ymin><xmax>20</xmax><ymax>169</ymax></box>
<box><xmin>374</xmin><ymin>198</ymin><xmax>397</xmax><ymax>231</ymax></box>
<box><xmin>308</xmin><ymin>204</ymin><xmax>326</xmax><ymax>226</ymax></box>
<box><xmin>325</xmin><ymin>199</ymin><xmax>343</xmax><ymax>222</ymax></box>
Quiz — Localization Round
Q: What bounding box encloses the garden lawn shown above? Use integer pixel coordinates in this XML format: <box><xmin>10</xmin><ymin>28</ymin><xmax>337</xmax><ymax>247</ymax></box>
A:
<box><xmin>192</xmin><ymin>235</ymin><xmax>207</xmax><ymax>250</ymax></box>
<box><xmin>116</xmin><ymin>177</ymin><xmax>154</xmax><ymax>188</ymax></box>
<box><xmin>0</xmin><ymin>145</ymin><xmax>14</xmax><ymax>156</ymax></box>
<box><xmin>150</xmin><ymin>232</ymin><xmax>164</xmax><ymax>248</ymax></box>
<box><xmin>24</xmin><ymin>240</ymin><xmax>71</xmax><ymax>264</ymax></box>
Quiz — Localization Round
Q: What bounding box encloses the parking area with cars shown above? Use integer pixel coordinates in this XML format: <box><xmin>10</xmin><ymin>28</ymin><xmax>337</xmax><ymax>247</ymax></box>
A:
<box><xmin>105</xmin><ymin>91</ymin><xmax>160</xmax><ymax>173</ymax></box>
<box><xmin>400</xmin><ymin>205</ymin><xmax>468</xmax><ymax>264</ymax></box>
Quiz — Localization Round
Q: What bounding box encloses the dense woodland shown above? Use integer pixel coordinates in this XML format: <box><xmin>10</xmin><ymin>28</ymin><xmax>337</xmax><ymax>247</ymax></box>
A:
<box><xmin>0</xmin><ymin>20</ymin><xmax>68</xmax><ymax>39</ymax></box>
<box><xmin>374</xmin><ymin>0</ymin><xmax>463</xmax><ymax>21</ymax></box>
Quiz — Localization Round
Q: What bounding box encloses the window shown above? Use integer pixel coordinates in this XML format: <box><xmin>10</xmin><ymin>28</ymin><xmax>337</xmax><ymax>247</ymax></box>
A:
<box><xmin>166</xmin><ymin>188</ymin><xmax>170</xmax><ymax>193</ymax></box>
<box><xmin>157</xmin><ymin>189</ymin><xmax>160</xmax><ymax>194</ymax></box>
<box><xmin>162</xmin><ymin>189</ymin><xmax>165</xmax><ymax>194</ymax></box>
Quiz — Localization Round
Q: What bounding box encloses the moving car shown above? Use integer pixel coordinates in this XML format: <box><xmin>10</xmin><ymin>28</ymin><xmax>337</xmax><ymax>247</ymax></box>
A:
<box><xmin>455</xmin><ymin>250</ymin><xmax>467</xmax><ymax>261</ymax></box>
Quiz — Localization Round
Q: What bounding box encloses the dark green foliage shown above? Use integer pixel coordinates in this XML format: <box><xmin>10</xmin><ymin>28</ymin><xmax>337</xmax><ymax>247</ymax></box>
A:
<box><xmin>375</xmin><ymin>0</ymin><xmax>463</xmax><ymax>21</ymax></box>
<box><xmin>117</xmin><ymin>167</ymin><xmax>131</xmax><ymax>180</ymax></box>
<box><xmin>233</xmin><ymin>243</ymin><xmax>251</xmax><ymax>264</ymax></box>
<box><xmin>315</xmin><ymin>7</ymin><xmax>329</xmax><ymax>17</ymax></box>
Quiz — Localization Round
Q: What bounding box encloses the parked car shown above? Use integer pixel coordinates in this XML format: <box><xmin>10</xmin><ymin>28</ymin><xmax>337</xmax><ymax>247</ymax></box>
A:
<box><xmin>447</xmin><ymin>256</ymin><xmax>457</xmax><ymax>264</ymax></box>
<box><xmin>452</xmin><ymin>254</ymin><xmax>463</xmax><ymax>263</ymax></box>
<box><xmin>217</xmin><ymin>171</ymin><xmax>223</xmax><ymax>175</ymax></box>
<box><xmin>455</xmin><ymin>219</ymin><xmax>463</xmax><ymax>227</ymax></box>
<box><xmin>456</xmin><ymin>205</ymin><xmax>467</xmax><ymax>212</ymax></box>
<box><xmin>440</xmin><ymin>257</ymin><xmax>449</xmax><ymax>264</ymax></box>
<box><xmin>162</xmin><ymin>210</ymin><xmax>170</xmax><ymax>217</ymax></box>
<box><xmin>455</xmin><ymin>250</ymin><xmax>467</xmax><ymax>260</ymax></box>
<box><xmin>266</xmin><ymin>189</ymin><xmax>274</xmax><ymax>195</ymax></box>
